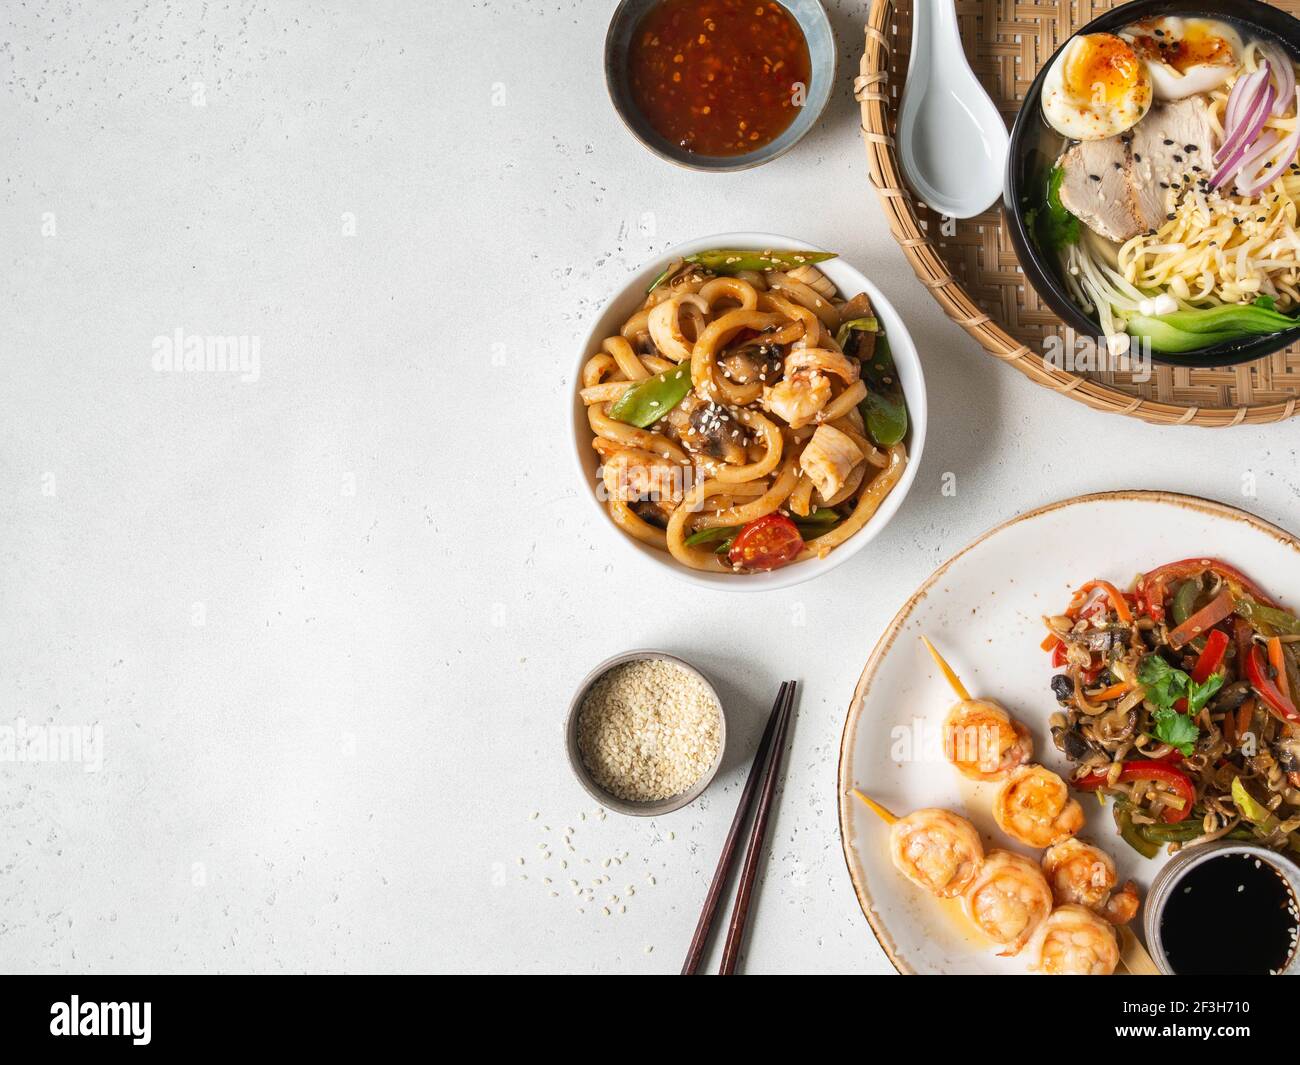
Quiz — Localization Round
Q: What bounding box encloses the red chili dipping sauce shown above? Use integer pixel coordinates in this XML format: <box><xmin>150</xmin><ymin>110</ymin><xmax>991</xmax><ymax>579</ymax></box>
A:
<box><xmin>627</xmin><ymin>0</ymin><xmax>812</xmax><ymax>157</ymax></box>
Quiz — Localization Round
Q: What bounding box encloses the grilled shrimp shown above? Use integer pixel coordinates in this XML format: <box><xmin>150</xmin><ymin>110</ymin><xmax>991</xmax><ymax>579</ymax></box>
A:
<box><xmin>993</xmin><ymin>765</ymin><xmax>1085</xmax><ymax>848</ymax></box>
<box><xmin>889</xmin><ymin>808</ymin><xmax>984</xmax><ymax>898</ymax></box>
<box><xmin>943</xmin><ymin>700</ymin><xmax>1034</xmax><ymax>782</ymax></box>
<box><xmin>961</xmin><ymin>849</ymin><xmax>1054</xmax><ymax>956</ymax></box>
<box><xmin>1027</xmin><ymin>904</ymin><xmax>1120</xmax><ymax>975</ymax></box>
<box><xmin>763</xmin><ymin>371</ymin><xmax>831</xmax><ymax>429</ymax></box>
<box><xmin>1041</xmin><ymin>839</ymin><xmax>1141</xmax><ymax>926</ymax></box>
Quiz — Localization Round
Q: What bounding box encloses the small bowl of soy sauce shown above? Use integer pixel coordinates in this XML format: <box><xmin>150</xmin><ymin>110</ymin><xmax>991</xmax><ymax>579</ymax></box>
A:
<box><xmin>1145</xmin><ymin>843</ymin><xmax>1300</xmax><ymax>976</ymax></box>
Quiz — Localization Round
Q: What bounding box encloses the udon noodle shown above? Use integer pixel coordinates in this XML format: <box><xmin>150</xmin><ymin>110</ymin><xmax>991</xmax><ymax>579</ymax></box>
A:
<box><xmin>580</xmin><ymin>255</ymin><xmax>908</xmax><ymax>574</ymax></box>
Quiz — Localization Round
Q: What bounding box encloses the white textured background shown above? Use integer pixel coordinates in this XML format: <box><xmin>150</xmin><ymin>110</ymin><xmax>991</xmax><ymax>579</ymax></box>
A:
<box><xmin>1</xmin><ymin>1</ymin><xmax>1297</xmax><ymax>974</ymax></box>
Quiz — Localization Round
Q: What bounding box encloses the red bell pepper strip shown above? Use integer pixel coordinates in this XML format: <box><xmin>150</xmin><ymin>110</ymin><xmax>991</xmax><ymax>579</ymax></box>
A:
<box><xmin>1173</xmin><ymin>628</ymin><xmax>1231</xmax><ymax>711</ymax></box>
<box><xmin>1138</xmin><ymin>558</ymin><xmax>1276</xmax><ymax>623</ymax></box>
<box><xmin>1074</xmin><ymin>761</ymin><xmax>1196</xmax><ymax>823</ymax></box>
<box><xmin>1167</xmin><ymin>589</ymin><xmax>1236</xmax><ymax>649</ymax></box>
<box><xmin>1247</xmin><ymin>643</ymin><xmax>1300</xmax><ymax>724</ymax></box>
<box><xmin>1192</xmin><ymin>628</ymin><xmax>1230</xmax><ymax>684</ymax></box>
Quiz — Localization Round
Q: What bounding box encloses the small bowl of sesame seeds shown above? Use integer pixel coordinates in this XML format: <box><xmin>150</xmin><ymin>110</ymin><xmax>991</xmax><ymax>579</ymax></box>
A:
<box><xmin>566</xmin><ymin>650</ymin><xmax>727</xmax><ymax>816</ymax></box>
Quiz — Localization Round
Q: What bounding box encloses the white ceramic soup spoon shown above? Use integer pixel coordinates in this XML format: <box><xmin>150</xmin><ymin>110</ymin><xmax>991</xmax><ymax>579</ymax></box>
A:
<box><xmin>897</xmin><ymin>0</ymin><xmax>1008</xmax><ymax>219</ymax></box>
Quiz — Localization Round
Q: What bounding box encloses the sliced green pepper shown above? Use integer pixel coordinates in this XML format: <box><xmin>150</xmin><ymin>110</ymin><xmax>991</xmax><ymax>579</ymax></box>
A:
<box><xmin>683</xmin><ymin>249</ymin><xmax>836</xmax><ymax>275</ymax></box>
<box><xmin>608</xmin><ymin>364</ymin><xmax>692</xmax><ymax>428</ymax></box>
<box><xmin>1235</xmin><ymin>597</ymin><xmax>1300</xmax><ymax>636</ymax></box>
<box><xmin>1114</xmin><ymin>803</ymin><xmax>1161</xmax><ymax>858</ymax></box>
<box><xmin>857</xmin><ymin>333</ymin><xmax>909</xmax><ymax>447</ymax></box>
<box><xmin>1172</xmin><ymin>578</ymin><xmax>1200</xmax><ymax>628</ymax></box>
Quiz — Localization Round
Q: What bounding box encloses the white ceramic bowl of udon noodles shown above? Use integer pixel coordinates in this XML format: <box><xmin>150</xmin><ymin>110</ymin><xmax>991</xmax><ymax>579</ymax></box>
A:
<box><xmin>570</xmin><ymin>233</ymin><xmax>928</xmax><ymax>591</ymax></box>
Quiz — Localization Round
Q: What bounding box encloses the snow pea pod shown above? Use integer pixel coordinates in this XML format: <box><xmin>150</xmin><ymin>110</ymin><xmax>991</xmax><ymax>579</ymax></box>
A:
<box><xmin>857</xmin><ymin>333</ymin><xmax>908</xmax><ymax>447</ymax></box>
<box><xmin>684</xmin><ymin>525</ymin><xmax>740</xmax><ymax>548</ymax></box>
<box><xmin>608</xmin><ymin>364</ymin><xmax>692</xmax><ymax>428</ymax></box>
<box><xmin>683</xmin><ymin>249</ymin><xmax>836</xmax><ymax>274</ymax></box>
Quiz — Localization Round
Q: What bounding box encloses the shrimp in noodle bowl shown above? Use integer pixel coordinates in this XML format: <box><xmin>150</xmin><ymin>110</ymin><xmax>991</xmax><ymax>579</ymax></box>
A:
<box><xmin>579</xmin><ymin>251</ymin><xmax>910</xmax><ymax>574</ymax></box>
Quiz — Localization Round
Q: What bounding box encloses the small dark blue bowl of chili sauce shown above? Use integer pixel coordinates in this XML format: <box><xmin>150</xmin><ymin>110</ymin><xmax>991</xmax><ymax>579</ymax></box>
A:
<box><xmin>605</xmin><ymin>0</ymin><xmax>835</xmax><ymax>172</ymax></box>
<box><xmin>1148</xmin><ymin>844</ymin><xmax>1300</xmax><ymax>975</ymax></box>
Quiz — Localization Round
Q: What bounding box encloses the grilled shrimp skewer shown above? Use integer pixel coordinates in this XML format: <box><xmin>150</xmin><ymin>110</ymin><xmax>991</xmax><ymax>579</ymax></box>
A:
<box><xmin>994</xmin><ymin>764</ymin><xmax>1085</xmax><ymax>848</ymax></box>
<box><xmin>923</xmin><ymin>637</ymin><xmax>1033</xmax><ymax>781</ymax></box>
<box><xmin>1027</xmin><ymin>904</ymin><xmax>1120</xmax><ymax>975</ymax></box>
<box><xmin>961</xmin><ymin>850</ymin><xmax>1054</xmax><ymax>956</ymax></box>
<box><xmin>851</xmin><ymin>791</ymin><xmax>984</xmax><ymax>898</ymax></box>
<box><xmin>1041</xmin><ymin>839</ymin><xmax>1140</xmax><ymax>926</ymax></box>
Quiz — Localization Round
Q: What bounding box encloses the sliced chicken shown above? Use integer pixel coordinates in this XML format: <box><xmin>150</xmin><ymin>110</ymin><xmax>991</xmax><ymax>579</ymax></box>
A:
<box><xmin>1130</xmin><ymin>96</ymin><xmax>1216</xmax><ymax>226</ymax></box>
<box><xmin>1057</xmin><ymin>137</ymin><xmax>1155</xmax><ymax>243</ymax></box>
<box><xmin>799</xmin><ymin>424</ymin><xmax>864</xmax><ymax>500</ymax></box>
<box><xmin>1055</xmin><ymin>96</ymin><xmax>1219</xmax><ymax>244</ymax></box>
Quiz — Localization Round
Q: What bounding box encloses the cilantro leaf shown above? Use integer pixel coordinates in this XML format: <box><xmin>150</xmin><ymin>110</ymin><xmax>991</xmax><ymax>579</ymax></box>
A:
<box><xmin>1137</xmin><ymin>655</ymin><xmax>1184</xmax><ymax>709</ymax></box>
<box><xmin>1152</xmin><ymin>707</ymin><xmax>1200</xmax><ymax>756</ymax></box>
<box><xmin>1137</xmin><ymin>655</ymin><xmax>1227</xmax><ymax>755</ymax></box>
<box><xmin>1188</xmin><ymin>672</ymin><xmax>1225</xmax><ymax>714</ymax></box>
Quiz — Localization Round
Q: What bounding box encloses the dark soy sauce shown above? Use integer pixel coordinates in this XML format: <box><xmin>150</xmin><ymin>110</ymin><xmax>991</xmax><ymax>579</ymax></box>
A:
<box><xmin>1161</xmin><ymin>853</ymin><xmax>1300</xmax><ymax>975</ymax></box>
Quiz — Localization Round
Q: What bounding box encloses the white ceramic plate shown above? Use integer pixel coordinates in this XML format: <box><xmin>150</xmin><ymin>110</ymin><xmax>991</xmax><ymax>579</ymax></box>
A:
<box><xmin>837</xmin><ymin>490</ymin><xmax>1300</xmax><ymax>974</ymax></box>
<box><xmin>569</xmin><ymin>232</ymin><xmax>928</xmax><ymax>592</ymax></box>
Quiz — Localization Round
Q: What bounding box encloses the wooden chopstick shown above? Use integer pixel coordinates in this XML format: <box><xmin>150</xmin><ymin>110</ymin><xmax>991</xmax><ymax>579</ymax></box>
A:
<box><xmin>719</xmin><ymin>679</ymin><xmax>797</xmax><ymax>975</ymax></box>
<box><xmin>681</xmin><ymin>681</ymin><xmax>789</xmax><ymax>976</ymax></box>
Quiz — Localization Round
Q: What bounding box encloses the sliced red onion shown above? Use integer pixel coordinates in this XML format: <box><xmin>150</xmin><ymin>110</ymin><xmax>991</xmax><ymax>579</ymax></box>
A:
<box><xmin>1224</xmin><ymin>63</ymin><xmax>1264</xmax><ymax>134</ymax></box>
<box><xmin>1260</xmin><ymin>43</ymin><xmax>1296</xmax><ymax>117</ymax></box>
<box><xmin>1211</xmin><ymin>81</ymin><xmax>1276</xmax><ymax>188</ymax></box>
<box><xmin>1237</xmin><ymin>90</ymin><xmax>1300</xmax><ymax>196</ymax></box>
<box><xmin>1216</xmin><ymin>65</ymin><xmax>1272</xmax><ymax>165</ymax></box>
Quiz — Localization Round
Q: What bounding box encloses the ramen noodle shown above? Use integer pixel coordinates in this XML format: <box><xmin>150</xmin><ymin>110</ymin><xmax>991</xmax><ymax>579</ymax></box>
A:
<box><xmin>579</xmin><ymin>251</ymin><xmax>909</xmax><ymax>574</ymax></box>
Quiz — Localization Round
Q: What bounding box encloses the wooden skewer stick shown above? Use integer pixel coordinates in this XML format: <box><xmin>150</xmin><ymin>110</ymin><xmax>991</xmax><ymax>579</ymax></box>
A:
<box><xmin>921</xmin><ymin>635</ymin><xmax>971</xmax><ymax>701</ymax></box>
<box><xmin>1117</xmin><ymin>925</ymin><xmax>1162</xmax><ymax>976</ymax></box>
<box><xmin>850</xmin><ymin>788</ymin><xmax>899</xmax><ymax>825</ymax></box>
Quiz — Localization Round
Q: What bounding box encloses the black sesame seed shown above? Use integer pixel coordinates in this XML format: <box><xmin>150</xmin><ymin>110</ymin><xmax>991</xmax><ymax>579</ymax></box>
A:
<box><xmin>1173</xmin><ymin>154</ymin><xmax>1183</xmax><ymax>163</ymax></box>
<box><xmin>1134</xmin><ymin>153</ymin><xmax>1143</xmax><ymax>162</ymax></box>
<box><xmin>1163</xmin><ymin>138</ymin><xmax>1174</xmax><ymax>146</ymax></box>
<box><xmin>1114</xmin><ymin>162</ymin><xmax>1123</xmax><ymax>171</ymax></box>
<box><xmin>1185</xmin><ymin>144</ymin><xmax>1198</xmax><ymax>153</ymax></box>
<box><xmin>1159</xmin><ymin>181</ymin><xmax>1169</xmax><ymax>188</ymax></box>
<box><xmin>1089</xmin><ymin>174</ymin><xmax>1101</xmax><ymax>181</ymax></box>
<box><xmin>1167</xmin><ymin>212</ymin><xmax>1176</xmax><ymax>220</ymax></box>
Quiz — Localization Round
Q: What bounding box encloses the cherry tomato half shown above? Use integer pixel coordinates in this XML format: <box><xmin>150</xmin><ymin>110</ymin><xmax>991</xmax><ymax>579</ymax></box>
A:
<box><xmin>727</xmin><ymin>514</ymin><xmax>803</xmax><ymax>572</ymax></box>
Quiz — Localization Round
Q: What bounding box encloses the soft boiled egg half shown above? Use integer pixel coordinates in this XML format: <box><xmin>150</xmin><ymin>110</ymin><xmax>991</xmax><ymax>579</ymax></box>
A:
<box><xmin>1122</xmin><ymin>18</ymin><xmax>1242</xmax><ymax>101</ymax></box>
<box><xmin>1043</xmin><ymin>33</ymin><xmax>1153</xmax><ymax>140</ymax></box>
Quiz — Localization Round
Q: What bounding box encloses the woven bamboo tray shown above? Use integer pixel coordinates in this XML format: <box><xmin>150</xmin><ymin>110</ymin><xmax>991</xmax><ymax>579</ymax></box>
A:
<box><xmin>857</xmin><ymin>0</ymin><xmax>1300</xmax><ymax>427</ymax></box>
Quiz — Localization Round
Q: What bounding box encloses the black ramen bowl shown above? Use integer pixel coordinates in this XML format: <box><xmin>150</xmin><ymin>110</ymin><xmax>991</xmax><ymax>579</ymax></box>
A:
<box><xmin>1004</xmin><ymin>0</ymin><xmax>1300</xmax><ymax>368</ymax></box>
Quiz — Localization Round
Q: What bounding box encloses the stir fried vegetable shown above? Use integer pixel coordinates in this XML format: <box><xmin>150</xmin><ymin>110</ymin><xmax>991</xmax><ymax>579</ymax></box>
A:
<box><xmin>1045</xmin><ymin>557</ymin><xmax>1300</xmax><ymax>857</ymax></box>
<box><xmin>685</xmin><ymin>248</ymin><xmax>836</xmax><ymax>274</ymax></box>
<box><xmin>608</xmin><ymin>365</ymin><xmax>692</xmax><ymax>428</ymax></box>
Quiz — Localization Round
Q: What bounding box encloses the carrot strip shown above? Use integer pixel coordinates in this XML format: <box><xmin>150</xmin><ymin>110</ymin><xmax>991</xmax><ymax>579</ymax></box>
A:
<box><xmin>1270</xmin><ymin>636</ymin><xmax>1290</xmax><ymax>699</ymax></box>
<box><xmin>1088</xmin><ymin>680</ymin><xmax>1133</xmax><ymax>702</ymax></box>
